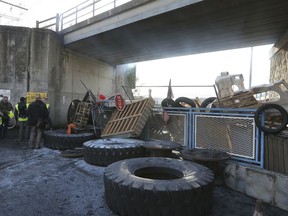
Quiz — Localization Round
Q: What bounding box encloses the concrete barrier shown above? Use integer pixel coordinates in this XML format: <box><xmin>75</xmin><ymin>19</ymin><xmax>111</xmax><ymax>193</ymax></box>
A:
<box><xmin>224</xmin><ymin>162</ymin><xmax>288</xmax><ymax>211</ymax></box>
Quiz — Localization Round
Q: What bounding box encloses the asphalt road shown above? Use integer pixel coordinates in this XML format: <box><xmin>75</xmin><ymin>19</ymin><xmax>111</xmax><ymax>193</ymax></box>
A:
<box><xmin>0</xmin><ymin>128</ymin><xmax>287</xmax><ymax>216</ymax></box>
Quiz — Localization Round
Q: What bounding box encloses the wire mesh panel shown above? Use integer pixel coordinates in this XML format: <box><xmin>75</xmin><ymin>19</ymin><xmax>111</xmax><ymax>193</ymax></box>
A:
<box><xmin>195</xmin><ymin>115</ymin><xmax>255</xmax><ymax>159</ymax></box>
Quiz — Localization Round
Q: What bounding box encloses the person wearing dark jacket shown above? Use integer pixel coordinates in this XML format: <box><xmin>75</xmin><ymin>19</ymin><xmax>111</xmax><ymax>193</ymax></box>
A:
<box><xmin>27</xmin><ymin>96</ymin><xmax>49</xmax><ymax>149</ymax></box>
<box><xmin>0</xmin><ymin>96</ymin><xmax>13</xmax><ymax>139</ymax></box>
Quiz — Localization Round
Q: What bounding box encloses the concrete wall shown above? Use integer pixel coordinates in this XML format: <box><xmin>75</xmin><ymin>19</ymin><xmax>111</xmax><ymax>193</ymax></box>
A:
<box><xmin>0</xmin><ymin>25</ymin><xmax>116</xmax><ymax>127</ymax></box>
<box><xmin>0</xmin><ymin>26</ymin><xmax>31</xmax><ymax>101</ymax></box>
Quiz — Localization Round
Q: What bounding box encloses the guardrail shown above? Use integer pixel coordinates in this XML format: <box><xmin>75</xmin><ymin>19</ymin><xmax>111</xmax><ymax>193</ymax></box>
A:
<box><xmin>36</xmin><ymin>0</ymin><xmax>132</xmax><ymax>32</ymax></box>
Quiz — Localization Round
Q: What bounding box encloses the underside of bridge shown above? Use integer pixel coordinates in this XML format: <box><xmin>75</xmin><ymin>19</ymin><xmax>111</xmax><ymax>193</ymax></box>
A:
<box><xmin>64</xmin><ymin>0</ymin><xmax>288</xmax><ymax>65</ymax></box>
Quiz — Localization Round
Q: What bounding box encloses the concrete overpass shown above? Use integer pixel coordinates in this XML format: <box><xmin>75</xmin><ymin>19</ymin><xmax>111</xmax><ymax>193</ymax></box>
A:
<box><xmin>58</xmin><ymin>0</ymin><xmax>288</xmax><ymax>65</ymax></box>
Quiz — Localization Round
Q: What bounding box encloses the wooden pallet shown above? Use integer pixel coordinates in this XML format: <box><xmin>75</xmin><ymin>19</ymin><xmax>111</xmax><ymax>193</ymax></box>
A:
<box><xmin>73</xmin><ymin>102</ymin><xmax>91</xmax><ymax>127</ymax></box>
<box><xmin>101</xmin><ymin>97</ymin><xmax>155</xmax><ymax>138</ymax></box>
<box><xmin>214</xmin><ymin>91</ymin><xmax>260</xmax><ymax>108</ymax></box>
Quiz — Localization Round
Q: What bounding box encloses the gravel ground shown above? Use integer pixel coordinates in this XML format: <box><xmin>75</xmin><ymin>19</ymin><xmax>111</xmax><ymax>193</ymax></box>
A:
<box><xmin>0</xmin><ymin>128</ymin><xmax>287</xmax><ymax>216</ymax></box>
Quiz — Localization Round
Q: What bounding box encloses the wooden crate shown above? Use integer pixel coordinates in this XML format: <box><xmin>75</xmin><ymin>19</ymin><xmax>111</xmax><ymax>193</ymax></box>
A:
<box><xmin>101</xmin><ymin>97</ymin><xmax>155</xmax><ymax>138</ymax></box>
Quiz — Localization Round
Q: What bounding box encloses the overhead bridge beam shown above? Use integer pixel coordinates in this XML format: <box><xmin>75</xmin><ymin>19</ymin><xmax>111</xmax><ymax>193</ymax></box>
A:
<box><xmin>62</xmin><ymin>0</ymin><xmax>203</xmax><ymax>45</ymax></box>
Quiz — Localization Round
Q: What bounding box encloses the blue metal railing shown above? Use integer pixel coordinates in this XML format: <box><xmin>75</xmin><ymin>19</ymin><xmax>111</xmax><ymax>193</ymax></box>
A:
<box><xmin>149</xmin><ymin>107</ymin><xmax>264</xmax><ymax>168</ymax></box>
<box><xmin>36</xmin><ymin>0</ymin><xmax>132</xmax><ymax>31</ymax></box>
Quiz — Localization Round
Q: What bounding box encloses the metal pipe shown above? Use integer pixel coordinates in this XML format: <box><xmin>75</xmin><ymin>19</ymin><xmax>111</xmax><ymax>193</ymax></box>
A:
<box><xmin>124</xmin><ymin>85</ymin><xmax>215</xmax><ymax>88</ymax></box>
<box><xmin>249</xmin><ymin>46</ymin><xmax>253</xmax><ymax>88</ymax></box>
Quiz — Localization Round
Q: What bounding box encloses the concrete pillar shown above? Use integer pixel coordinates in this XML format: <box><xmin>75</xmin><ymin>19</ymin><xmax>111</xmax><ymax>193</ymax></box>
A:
<box><xmin>0</xmin><ymin>26</ymin><xmax>116</xmax><ymax>127</ymax></box>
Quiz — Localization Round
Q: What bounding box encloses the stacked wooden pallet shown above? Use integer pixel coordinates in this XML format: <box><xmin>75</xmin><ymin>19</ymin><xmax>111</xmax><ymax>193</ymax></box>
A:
<box><xmin>101</xmin><ymin>97</ymin><xmax>155</xmax><ymax>138</ymax></box>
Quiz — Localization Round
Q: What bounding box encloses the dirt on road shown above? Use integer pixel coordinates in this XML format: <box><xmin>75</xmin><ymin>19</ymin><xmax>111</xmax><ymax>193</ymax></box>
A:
<box><xmin>0</xmin><ymin>128</ymin><xmax>287</xmax><ymax>216</ymax></box>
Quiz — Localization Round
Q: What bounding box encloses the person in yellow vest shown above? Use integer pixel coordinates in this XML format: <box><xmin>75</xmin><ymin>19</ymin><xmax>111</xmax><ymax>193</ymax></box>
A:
<box><xmin>14</xmin><ymin>97</ymin><xmax>29</xmax><ymax>141</ymax></box>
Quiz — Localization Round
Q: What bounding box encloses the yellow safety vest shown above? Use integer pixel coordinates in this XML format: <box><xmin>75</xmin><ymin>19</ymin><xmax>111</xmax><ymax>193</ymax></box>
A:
<box><xmin>8</xmin><ymin>110</ymin><xmax>14</xmax><ymax>118</ymax></box>
<box><xmin>15</xmin><ymin>103</ymin><xmax>28</xmax><ymax>122</ymax></box>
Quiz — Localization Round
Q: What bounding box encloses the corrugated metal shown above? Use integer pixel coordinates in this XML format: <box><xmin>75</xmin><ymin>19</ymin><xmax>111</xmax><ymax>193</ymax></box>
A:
<box><xmin>265</xmin><ymin>132</ymin><xmax>288</xmax><ymax>175</ymax></box>
<box><xmin>65</xmin><ymin>0</ymin><xmax>288</xmax><ymax>65</ymax></box>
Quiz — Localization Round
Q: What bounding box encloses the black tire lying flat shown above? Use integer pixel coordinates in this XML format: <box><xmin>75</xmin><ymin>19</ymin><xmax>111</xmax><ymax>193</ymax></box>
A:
<box><xmin>254</xmin><ymin>103</ymin><xmax>288</xmax><ymax>134</ymax></box>
<box><xmin>174</xmin><ymin>97</ymin><xmax>196</xmax><ymax>108</ymax></box>
<box><xmin>83</xmin><ymin>138</ymin><xmax>144</xmax><ymax>166</ymax></box>
<box><xmin>104</xmin><ymin>157</ymin><xmax>214</xmax><ymax>216</ymax></box>
<box><xmin>44</xmin><ymin>129</ymin><xmax>95</xmax><ymax>150</ymax></box>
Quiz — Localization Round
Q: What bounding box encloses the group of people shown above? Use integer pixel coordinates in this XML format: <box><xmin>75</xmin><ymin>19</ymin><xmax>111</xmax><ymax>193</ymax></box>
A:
<box><xmin>0</xmin><ymin>95</ymin><xmax>52</xmax><ymax>149</ymax></box>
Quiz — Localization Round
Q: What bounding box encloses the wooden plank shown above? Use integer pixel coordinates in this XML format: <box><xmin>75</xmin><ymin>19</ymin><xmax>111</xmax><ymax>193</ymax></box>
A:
<box><xmin>107</xmin><ymin>114</ymin><xmax>142</xmax><ymax>123</ymax></box>
<box><xmin>125</xmin><ymin>118</ymin><xmax>134</xmax><ymax>132</ymax></box>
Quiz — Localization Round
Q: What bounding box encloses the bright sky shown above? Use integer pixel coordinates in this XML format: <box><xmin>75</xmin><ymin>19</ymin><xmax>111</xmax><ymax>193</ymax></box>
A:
<box><xmin>0</xmin><ymin>0</ymin><xmax>85</xmax><ymax>27</ymax></box>
<box><xmin>135</xmin><ymin>44</ymin><xmax>272</xmax><ymax>100</ymax></box>
<box><xmin>0</xmin><ymin>0</ymin><xmax>131</xmax><ymax>27</ymax></box>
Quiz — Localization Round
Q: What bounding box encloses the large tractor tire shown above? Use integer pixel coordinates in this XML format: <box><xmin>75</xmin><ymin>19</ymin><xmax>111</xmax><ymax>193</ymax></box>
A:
<box><xmin>44</xmin><ymin>129</ymin><xmax>95</xmax><ymax>150</ymax></box>
<box><xmin>83</xmin><ymin>138</ymin><xmax>145</xmax><ymax>166</ymax></box>
<box><xmin>104</xmin><ymin>157</ymin><xmax>214</xmax><ymax>216</ymax></box>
